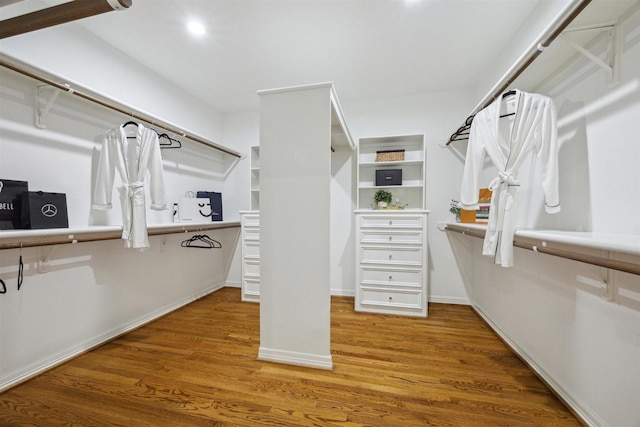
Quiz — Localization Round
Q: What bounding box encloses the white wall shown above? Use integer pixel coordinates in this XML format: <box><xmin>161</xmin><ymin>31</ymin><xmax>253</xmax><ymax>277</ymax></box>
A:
<box><xmin>0</xmin><ymin>24</ymin><xmax>238</xmax><ymax>390</ymax></box>
<box><xmin>330</xmin><ymin>148</ymin><xmax>356</xmax><ymax>296</ymax></box>
<box><xmin>222</xmin><ymin>111</ymin><xmax>260</xmax><ymax>288</ymax></box>
<box><xmin>453</xmin><ymin>9</ymin><xmax>640</xmax><ymax>427</ymax></box>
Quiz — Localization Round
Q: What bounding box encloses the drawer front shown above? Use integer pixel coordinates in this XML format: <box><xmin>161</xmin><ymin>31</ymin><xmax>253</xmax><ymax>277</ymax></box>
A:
<box><xmin>359</xmin><ymin>215</ymin><xmax>423</xmax><ymax>229</ymax></box>
<box><xmin>361</xmin><ymin>266</ymin><xmax>422</xmax><ymax>287</ymax></box>
<box><xmin>361</xmin><ymin>246</ymin><xmax>423</xmax><ymax>266</ymax></box>
<box><xmin>242</xmin><ymin>228</ymin><xmax>260</xmax><ymax>242</ymax></box>
<box><xmin>243</xmin><ymin>241</ymin><xmax>260</xmax><ymax>259</ymax></box>
<box><xmin>243</xmin><ymin>260</ymin><xmax>260</xmax><ymax>278</ymax></box>
<box><xmin>360</xmin><ymin>230</ymin><xmax>422</xmax><ymax>245</ymax></box>
<box><xmin>359</xmin><ymin>286</ymin><xmax>423</xmax><ymax>310</ymax></box>
<box><xmin>242</xmin><ymin>215</ymin><xmax>260</xmax><ymax>227</ymax></box>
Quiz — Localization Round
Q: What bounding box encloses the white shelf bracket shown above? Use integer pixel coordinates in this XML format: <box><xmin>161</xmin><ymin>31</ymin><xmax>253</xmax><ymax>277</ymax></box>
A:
<box><xmin>35</xmin><ymin>84</ymin><xmax>62</xmax><ymax>129</ymax></box>
<box><xmin>559</xmin><ymin>24</ymin><xmax>621</xmax><ymax>87</ymax></box>
<box><xmin>601</xmin><ymin>267</ymin><xmax>616</xmax><ymax>302</ymax></box>
<box><xmin>38</xmin><ymin>245</ymin><xmax>58</xmax><ymax>273</ymax></box>
<box><xmin>576</xmin><ymin>261</ymin><xmax>615</xmax><ymax>302</ymax></box>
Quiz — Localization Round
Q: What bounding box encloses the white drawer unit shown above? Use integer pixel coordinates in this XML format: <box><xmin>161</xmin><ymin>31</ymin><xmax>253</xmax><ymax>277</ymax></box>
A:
<box><xmin>360</xmin><ymin>246</ymin><xmax>423</xmax><ymax>266</ymax></box>
<box><xmin>359</xmin><ymin>214</ymin><xmax>424</xmax><ymax>229</ymax></box>
<box><xmin>359</xmin><ymin>229</ymin><xmax>423</xmax><ymax>245</ymax></box>
<box><xmin>360</xmin><ymin>266</ymin><xmax>422</xmax><ymax>287</ymax></box>
<box><xmin>240</xmin><ymin>211</ymin><xmax>260</xmax><ymax>302</ymax></box>
<box><xmin>359</xmin><ymin>286</ymin><xmax>424</xmax><ymax>312</ymax></box>
<box><xmin>355</xmin><ymin>211</ymin><xmax>428</xmax><ymax>317</ymax></box>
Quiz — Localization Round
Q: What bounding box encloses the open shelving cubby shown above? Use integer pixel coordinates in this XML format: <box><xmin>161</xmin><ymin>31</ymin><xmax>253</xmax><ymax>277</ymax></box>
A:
<box><xmin>250</xmin><ymin>145</ymin><xmax>260</xmax><ymax>211</ymax></box>
<box><xmin>357</xmin><ymin>134</ymin><xmax>425</xmax><ymax>210</ymax></box>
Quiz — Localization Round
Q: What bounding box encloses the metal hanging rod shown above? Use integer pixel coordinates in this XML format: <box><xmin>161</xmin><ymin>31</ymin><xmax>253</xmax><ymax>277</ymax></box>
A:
<box><xmin>0</xmin><ymin>0</ymin><xmax>132</xmax><ymax>39</ymax></box>
<box><xmin>445</xmin><ymin>0</ymin><xmax>592</xmax><ymax>146</ymax></box>
<box><xmin>0</xmin><ymin>222</ymin><xmax>240</xmax><ymax>251</ymax></box>
<box><xmin>444</xmin><ymin>224</ymin><xmax>640</xmax><ymax>276</ymax></box>
<box><xmin>0</xmin><ymin>54</ymin><xmax>242</xmax><ymax>158</ymax></box>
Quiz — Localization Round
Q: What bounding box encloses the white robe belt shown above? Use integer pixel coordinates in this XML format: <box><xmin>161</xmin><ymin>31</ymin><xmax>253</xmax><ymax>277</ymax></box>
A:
<box><xmin>483</xmin><ymin>171</ymin><xmax>520</xmax><ymax>266</ymax></box>
<box><xmin>488</xmin><ymin>170</ymin><xmax>520</xmax><ymax>192</ymax></box>
<box><xmin>118</xmin><ymin>182</ymin><xmax>147</xmax><ymax>248</ymax></box>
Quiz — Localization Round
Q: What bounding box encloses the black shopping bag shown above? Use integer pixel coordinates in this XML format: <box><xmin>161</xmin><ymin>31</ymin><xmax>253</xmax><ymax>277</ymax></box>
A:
<box><xmin>21</xmin><ymin>191</ymin><xmax>69</xmax><ymax>229</ymax></box>
<box><xmin>0</xmin><ymin>179</ymin><xmax>28</xmax><ymax>229</ymax></box>
<box><xmin>196</xmin><ymin>191</ymin><xmax>223</xmax><ymax>221</ymax></box>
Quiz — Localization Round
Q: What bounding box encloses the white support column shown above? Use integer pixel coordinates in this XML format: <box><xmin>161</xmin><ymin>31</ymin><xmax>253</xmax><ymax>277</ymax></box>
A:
<box><xmin>257</xmin><ymin>84</ymin><xmax>334</xmax><ymax>370</ymax></box>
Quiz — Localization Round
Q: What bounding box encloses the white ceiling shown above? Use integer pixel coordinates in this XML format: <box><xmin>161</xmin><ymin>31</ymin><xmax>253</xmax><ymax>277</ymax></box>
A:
<box><xmin>77</xmin><ymin>0</ymin><xmax>544</xmax><ymax>113</ymax></box>
<box><xmin>2</xmin><ymin>0</ymin><xmax>637</xmax><ymax>114</ymax></box>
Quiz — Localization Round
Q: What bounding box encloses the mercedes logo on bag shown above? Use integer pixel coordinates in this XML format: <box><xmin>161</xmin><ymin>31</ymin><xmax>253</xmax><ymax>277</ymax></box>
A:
<box><xmin>41</xmin><ymin>203</ymin><xmax>58</xmax><ymax>218</ymax></box>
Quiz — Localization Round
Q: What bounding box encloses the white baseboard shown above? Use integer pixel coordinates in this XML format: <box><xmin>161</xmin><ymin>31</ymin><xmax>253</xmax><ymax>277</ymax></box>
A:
<box><xmin>225</xmin><ymin>280</ymin><xmax>241</xmax><ymax>288</ymax></box>
<box><xmin>0</xmin><ymin>282</ymin><xmax>225</xmax><ymax>393</ymax></box>
<box><xmin>429</xmin><ymin>295</ymin><xmax>470</xmax><ymax>305</ymax></box>
<box><xmin>257</xmin><ymin>346</ymin><xmax>334</xmax><ymax>370</ymax></box>
<box><xmin>472</xmin><ymin>303</ymin><xmax>604</xmax><ymax>427</ymax></box>
<box><xmin>330</xmin><ymin>289</ymin><xmax>355</xmax><ymax>297</ymax></box>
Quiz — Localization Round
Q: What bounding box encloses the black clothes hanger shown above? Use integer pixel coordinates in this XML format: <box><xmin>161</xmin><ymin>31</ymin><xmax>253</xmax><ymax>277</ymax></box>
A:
<box><xmin>158</xmin><ymin>133</ymin><xmax>182</xmax><ymax>149</ymax></box>
<box><xmin>500</xmin><ymin>90</ymin><xmax>517</xmax><ymax>118</ymax></box>
<box><xmin>0</xmin><ymin>278</ymin><xmax>6</xmax><ymax>294</ymax></box>
<box><xmin>181</xmin><ymin>234</ymin><xmax>222</xmax><ymax>249</ymax></box>
<box><xmin>122</xmin><ymin>120</ymin><xmax>139</xmax><ymax>139</ymax></box>
<box><xmin>17</xmin><ymin>243</ymin><xmax>23</xmax><ymax>291</ymax></box>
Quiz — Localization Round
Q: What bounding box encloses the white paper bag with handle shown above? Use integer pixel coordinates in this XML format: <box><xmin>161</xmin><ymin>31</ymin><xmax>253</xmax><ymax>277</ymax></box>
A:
<box><xmin>177</xmin><ymin>191</ymin><xmax>210</xmax><ymax>222</ymax></box>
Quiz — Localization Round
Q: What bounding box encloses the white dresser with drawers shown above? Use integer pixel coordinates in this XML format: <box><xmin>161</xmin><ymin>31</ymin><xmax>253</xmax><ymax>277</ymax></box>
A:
<box><xmin>240</xmin><ymin>211</ymin><xmax>260</xmax><ymax>302</ymax></box>
<box><xmin>355</xmin><ymin>211</ymin><xmax>428</xmax><ymax>317</ymax></box>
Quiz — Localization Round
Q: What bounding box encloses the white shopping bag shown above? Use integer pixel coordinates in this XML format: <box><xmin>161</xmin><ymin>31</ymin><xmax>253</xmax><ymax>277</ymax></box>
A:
<box><xmin>177</xmin><ymin>191</ymin><xmax>211</xmax><ymax>222</ymax></box>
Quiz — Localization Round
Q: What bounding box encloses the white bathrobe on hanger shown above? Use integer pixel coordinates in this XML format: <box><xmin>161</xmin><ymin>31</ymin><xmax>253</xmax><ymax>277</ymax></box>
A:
<box><xmin>460</xmin><ymin>90</ymin><xmax>561</xmax><ymax>267</ymax></box>
<box><xmin>93</xmin><ymin>123</ymin><xmax>167</xmax><ymax>250</ymax></box>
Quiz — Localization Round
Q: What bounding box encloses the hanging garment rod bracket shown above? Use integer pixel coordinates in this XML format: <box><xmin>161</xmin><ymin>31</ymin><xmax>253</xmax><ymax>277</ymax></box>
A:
<box><xmin>576</xmin><ymin>266</ymin><xmax>614</xmax><ymax>301</ymax></box>
<box><xmin>38</xmin><ymin>245</ymin><xmax>58</xmax><ymax>273</ymax></box>
<box><xmin>35</xmin><ymin>84</ymin><xmax>62</xmax><ymax>129</ymax></box>
<box><xmin>558</xmin><ymin>23</ymin><xmax>621</xmax><ymax>87</ymax></box>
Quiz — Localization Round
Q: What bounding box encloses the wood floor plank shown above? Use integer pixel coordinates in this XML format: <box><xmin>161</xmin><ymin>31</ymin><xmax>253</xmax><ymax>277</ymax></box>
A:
<box><xmin>0</xmin><ymin>287</ymin><xmax>581</xmax><ymax>426</ymax></box>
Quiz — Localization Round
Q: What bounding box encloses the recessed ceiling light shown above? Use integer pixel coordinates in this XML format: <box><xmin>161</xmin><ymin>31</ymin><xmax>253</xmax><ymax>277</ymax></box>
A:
<box><xmin>187</xmin><ymin>20</ymin><xmax>206</xmax><ymax>37</ymax></box>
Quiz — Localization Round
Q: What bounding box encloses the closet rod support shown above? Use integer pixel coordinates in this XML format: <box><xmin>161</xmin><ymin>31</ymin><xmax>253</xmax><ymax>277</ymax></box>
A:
<box><xmin>558</xmin><ymin>24</ymin><xmax>621</xmax><ymax>86</ymax></box>
<box><xmin>35</xmin><ymin>84</ymin><xmax>62</xmax><ymax>129</ymax></box>
<box><xmin>38</xmin><ymin>245</ymin><xmax>57</xmax><ymax>273</ymax></box>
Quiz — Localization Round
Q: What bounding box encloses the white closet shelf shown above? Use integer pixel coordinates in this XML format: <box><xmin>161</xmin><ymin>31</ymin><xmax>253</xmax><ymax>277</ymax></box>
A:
<box><xmin>516</xmin><ymin>229</ymin><xmax>640</xmax><ymax>256</ymax></box>
<box><xmin>359</xmin><ymin>160</ymin><xmax>424</xmax><ymax>167</ymax></box>
<box><xmin>359</xmin><ymin>184</ymin><xmax>424</xmax><ymax>189</ymax></box>
<box><xmin>442</xmin><ymin>222</ymin><xmax>640</xmax><ymax>275</ymax></box>
<box><xmin>0</xmin><ymin>221</ymin><xmax>240</xmax><ymax>250</ymax></box>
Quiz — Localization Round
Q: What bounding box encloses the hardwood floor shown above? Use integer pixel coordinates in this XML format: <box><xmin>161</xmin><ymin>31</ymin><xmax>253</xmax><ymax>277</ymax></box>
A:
<box><xmin>0</xmin><ymin>287</ymin><xmax>580</xmax><ymax>426</ymax></box>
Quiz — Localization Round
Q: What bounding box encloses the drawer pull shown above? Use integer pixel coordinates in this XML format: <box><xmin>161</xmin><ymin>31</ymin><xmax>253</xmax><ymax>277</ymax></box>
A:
<box><xmin>389</xmin><ymin>236</ymin><xmax>392</xmax><ymax>241</ymax></box>
<box><xmin>388</xmin><ymin>275</ymin><xmax>393</xmax><ymax>280</ymax></box>
<box><xmin>388</xmin><ymin>254</ymin><xmax>392</xmax><ymax>260</ymax></box>
<box><xmin>388</xmin><ymin>296</ymin><xmax>393</xmax><ymax>301</ymax></box>
<box><xmin>389</xmin><ymin>220</ymin><xmax>393</xmax><ymax>225</ymax></box>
